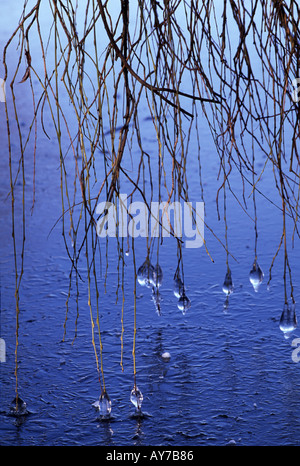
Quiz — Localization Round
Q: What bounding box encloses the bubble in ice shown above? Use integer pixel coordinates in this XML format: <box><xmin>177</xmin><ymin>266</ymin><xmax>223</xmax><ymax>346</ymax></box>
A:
<box><xmin>161</xmin><ymin>351</ymin><xmax>171</xmax><ymax>362</ymax></box>
<box><xmin>177</xmin><ymin>294</ymin><xmax>191</xmax><ymax>314</ymax></box>
<box><xmin>93</xmin><ymin>391</ymin><xmax>112</xmax><ymax>418</ymax></box>
<box><xmin>173</xmin><ymin>276</ymin><xmax>185</xmax><ymax>298</ymax></box>
<box><xmin>130</xmin><ymin>386</ymin><xmax>143</xmax><ymax>411</ymax></box>
<box><xmin>222</xmin><ymin>269</ymin><xmax>233</xmax><ymax>295</ymax></box>
<box><xmin>279</xmin><ymin>302</ymin><xmax>297</xmax><ymax>338</ymax></box>
<box><xmin>137</xmin><ymin>259</ymin><xmax>155</xmax><ymax>288</ymax></box>
<box><xmin>249</xmin><ymin>260</ymin><xmax>264</xmax><ymax>292</ymax></box>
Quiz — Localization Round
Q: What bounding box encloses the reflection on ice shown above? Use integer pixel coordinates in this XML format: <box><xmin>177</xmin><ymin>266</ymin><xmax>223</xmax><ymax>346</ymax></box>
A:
<box><xmin>249</xmin><ymin>260</ymin><xmax>264</xmax><ymax>292</ymax></box>
<box><xmin>222</xmin><ymin>268</ymin><xmax>233</xmax><ymax>312</ymax></box>
<box><xmin>279</xmin><ymin>302</ymin><xmax>297</xmax><ymax>339</ymax></box>
<box><xmin>151</xmin><ymin>287</ymin><xmax>162</xmax><ymax>316</ymax></box>
<box><xmin>223</xmin><ymin>296</ymin><xmax>230</xmax><ymax>313</ymax></box>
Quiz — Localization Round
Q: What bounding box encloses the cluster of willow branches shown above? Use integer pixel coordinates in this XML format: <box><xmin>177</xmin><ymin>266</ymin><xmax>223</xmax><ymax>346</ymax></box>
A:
<box><xmin>3</xmin><ymin>0</ymin><xmax>300</xmax><ymax>406</ymax></box>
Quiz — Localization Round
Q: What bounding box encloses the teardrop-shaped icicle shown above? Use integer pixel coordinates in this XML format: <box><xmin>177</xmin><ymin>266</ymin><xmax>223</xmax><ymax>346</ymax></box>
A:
<box><xmin>10</xmin><ymin>396</ymin><xmax>28</xmax><ymax>417</ymax></box>
<box><xmin>99</xmin><ymin>391</ymin><xmax>112</xmax><ymax>417</ymax></box>
<box><xmin>222</xmin><ymin>269</ymin><xmax>233</xmax><ymax>295</ymax></box>
<box><xmin>174</xmin><ymin>276</ymin><xmax>185</xmax><ymax>298</ymax></box>
<box><xmin>249</xmin><ymin>260</ymin><xmax>264</xmax><ymax>292</ymax></box>
<box><xmin>130</xmin><ymin>386</ymin><xmax>143</xmax><ymax>411</ymax></box>
<box><xmin>151</xmin><ymin>264</ymin><xmax>163</xmax><ymax>288</ymax></box>
<box><xmin>137</xmin><ymin>259</ymin><xmax>155</xmax><ymax>288</ymax></box>
<box><xmin>279</xmin><ymin>302</ymin><xmax>297</xmax><ymax>338</ymax></box>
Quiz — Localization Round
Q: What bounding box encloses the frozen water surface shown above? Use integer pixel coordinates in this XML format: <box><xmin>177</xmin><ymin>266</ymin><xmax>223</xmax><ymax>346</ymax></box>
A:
<box><xmin>1</xmin><ymin>1</ymin><xmax>300</xmax><ymax>447</ymax></box>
